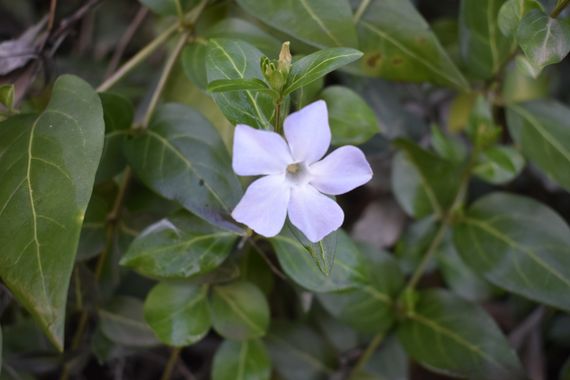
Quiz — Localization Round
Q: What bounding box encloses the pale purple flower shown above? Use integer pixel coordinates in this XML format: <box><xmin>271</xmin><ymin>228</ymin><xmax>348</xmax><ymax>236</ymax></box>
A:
<box><xmin>231</xmin><ymin>100</ymin><xmax>373</xmax><ymax>243</ymax></box>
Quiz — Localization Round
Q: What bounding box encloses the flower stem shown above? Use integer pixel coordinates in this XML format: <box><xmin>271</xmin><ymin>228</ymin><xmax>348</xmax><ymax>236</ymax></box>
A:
<box><xmin>274</xmin><ymin>100</ymin><xmax>282</xmax><ymax>133</ymax></box>
<box><xmin>97</xmin><ymin>23</ymin><xmax>178</xmax><ymax>92</ymax></box>
<box><xmin>160</xmin><ymin>347</ymin><xmax>181</xmax><ymax>380</ymax></box>
<box><xmin>551</xmin><ymin>0</ymin><xmax>569</xmax><ymax>18</ymax></box>
<box><xmin>353</xmin><ymin>0</ymin><xmax>372</xmax><ymax>23</ymax></box>
<box><xmin>348</xmin><ymin>334</ymin><xmax>384</xmax><ymax>379</ymax></box>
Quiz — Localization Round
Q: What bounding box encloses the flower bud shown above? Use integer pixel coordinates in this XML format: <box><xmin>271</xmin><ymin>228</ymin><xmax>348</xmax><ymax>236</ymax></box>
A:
<box><xmin>278</xmin><ymin>41</ymin><xmax>292</xmax><ymax>74</ymax></box>
<box><xmin>260</xmin><ymin>42</ymin><xmax>292</xmax><ymax>93</ymax></box>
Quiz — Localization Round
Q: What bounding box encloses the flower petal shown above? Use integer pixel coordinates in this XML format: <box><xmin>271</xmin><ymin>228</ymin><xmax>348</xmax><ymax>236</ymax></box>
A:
<box><xmin>288</xmin><ymin>185</ymin><xmax>344</xmax><ymax>243</ymax></box>
<box><xmin>284</xmin><ymin>100</ymin><xmax>330</xmax><ymax>164</ymax></box>
<box><xmin>232</xmin><ymin>175</ymin><xmax>290</xmax><ymax>237</ymax></box>
<box><xmin>309</xmin><ymin>146</ymin><xmax>373</xmax><ymax>195</ymax></box>
<box><xmin>233</xmin><ymin>124</ymin><xmax>293</xmax><ymax>176</ymax></box>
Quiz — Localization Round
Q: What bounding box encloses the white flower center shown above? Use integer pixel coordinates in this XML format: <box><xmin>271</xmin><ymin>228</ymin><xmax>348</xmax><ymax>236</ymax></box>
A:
<box><xmin>286</xmin><ymin>162</ymin><xmax>311</xmax><ymax>186</ymax></box>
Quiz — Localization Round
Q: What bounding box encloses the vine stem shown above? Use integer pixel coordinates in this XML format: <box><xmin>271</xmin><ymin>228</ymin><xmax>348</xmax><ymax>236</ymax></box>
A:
<box><xmin>160</xmin><ymin>347</ymin><xmax>182</xmax><ymax>380</ymax></box>
<box><xmin>551</xmin><ymin>0</ymin><xmax>569</xmax><ymax>17</ymax></box>
<box><xmin>97</xmin><ymin>22</ymin><xmax>178</xmax><ymax>92</ymax></box>
<box><xmin>348</xmin><ymin>334</ymin><xmax>384</xmax><ymax>379</ymax></box>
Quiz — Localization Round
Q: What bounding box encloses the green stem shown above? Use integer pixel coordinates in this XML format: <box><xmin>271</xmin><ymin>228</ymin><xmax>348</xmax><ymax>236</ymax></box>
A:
<box><xmin>97</xmin><ymin>23</ymin><xmax>179</xmax><ymax>92</ymax></box>
<box><xmin>160</xmin><ymin>347</ymin><xmax>181</xmax><ymax>380</ymax></box>
<box><xmin>142</xmin><ymin>31</ymin><xmax>190</xmax><ymax>128</ymax></box>
<box><xmin>349</xmin><ymin>334</ymin><xmax>384</xmax><ymax>379</ymax></box>
<box><xmin>551</xmin><ymin>0</ymin><xmax>569</xmax><ymax>18</ymax></box>
<box><xmin>353</xmin><ymin>0</ymin><xmax>372</xmax><ymax>23</ymax></box>
<box><xmin>274</xmin><ymin>100</ymin><xmax>282</xmax><ymax>133</ymax></box>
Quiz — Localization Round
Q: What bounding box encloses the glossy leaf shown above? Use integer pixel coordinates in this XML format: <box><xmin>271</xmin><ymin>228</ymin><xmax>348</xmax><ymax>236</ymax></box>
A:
<box><xmin>0</xmin><ymin>75</ymin><xmax>104</xmax><ymax>350</ymax></box>
<box><xmin>320</xmin><ymin>85</ymin><xmax>379</xmax><ymax>146</ymax></box>
<box><xmin>120</xmin><ymin>211</ymin><xmax>239</xmax><ymax>279</ymax></box>
<box><xmin>207</xmin><ymin>78</ymin><xmax>273</xmax><ymax>93</ymax></box>
<box><xmin>203</xmin><ymin>18</ymin><xmax>281</xmax><ymax>56</ymax></box>
<box><xmin>124</xmin><ymin>103</ymin><xmax>243</xmax><ymax>228</ymax></box>
<box><xmin>517</xmin><ymin>9</ymin><xmax>570</xmax><ymax>76</ymax></box>
<box><xmin>99</xmin><ymin>296</ymin><xmax>159</xmax><ymax>347</ymax></box>
<box><xmin>454</xmin><ymin>192</ymin><xmax>570</xmax><ymax>311</ymax></box>
<box><xmin>96</xmin><ymin>92</ymin><xmax>133</xmax><ymax>182</ymax></box>
<box><xmin>459</xmin><ymin>0</ymin><xmax>514</xmax><ymax>80</ymax></box>
<box><xmin>317</xmin><ymin>245</ymin><xmax>403</xmax><ymax>333</ymax></box>
<box><xmin>507</xmin><ymin>100</ymin><xmax>570</xmax><ymax>191</ymax></box>
<box><xmin>282</xmin><ymin>48</ymin><xmax>363</xmax><ymax>95</ymax></box>
<box><xmin>212</xmin><ymin>339</ymin><xmax>271</xmax><ymax>380</ymax></box>
<box><xmin>206</xmin><ymin>39</ymin><xmax>273</xmax><ymax>130</ymax></box>
<box><xmin>473</xmin><ymin>145</ymin><xmax>525</xmax><ymax>184</ymax></box>
<box><xmin>266</xmin><ymin>321</ymin><xmax>337</xmax><ymax>380</ymax></box>
<box><xmin>391</xmin><ymin>139</ymin><xmax>461</xmax><ymax>218</ymax></box>
<box><xmin>236</xmin><ymin>0</ymin><xmax>357</xmax><ymax>48</ymax></box>
<box><xmin>355</xmin><ymin>0</ymin><xmax>469</xmax><ymax>90</ymax></box>
<box><xmin>498</xmin><ymin>0</ymin><xmax>544</xmax><ymax>37</ymax></box>
<box><xmin>210</xmin><ymin>281</ymin><xmax>270</xmax><ymax>340</ymax></box>
<box><xmin>182</xmin><ymin>42</ymin><xmax>209</xmax><ymax>90</ymax></box>
<box><xmin>398</xmin><ymin>290</ymin><xmax>525</xmax><ymax>380</ymax></box>
<box><xmin>271</xmin><ymin>229</ymin><xmax>361</xmax><ymax>292</ymax></box>
<box><xmin>144</xmin><ymin>282</ymin><xmax>210</xmax><ymax>347</ymax></box>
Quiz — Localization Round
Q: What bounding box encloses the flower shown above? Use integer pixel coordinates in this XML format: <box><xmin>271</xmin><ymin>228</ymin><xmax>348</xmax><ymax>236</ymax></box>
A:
<box><xmin>231</xmin><ymin>100</ymin><xmax>373</xmax><ymax>243</ymax></box>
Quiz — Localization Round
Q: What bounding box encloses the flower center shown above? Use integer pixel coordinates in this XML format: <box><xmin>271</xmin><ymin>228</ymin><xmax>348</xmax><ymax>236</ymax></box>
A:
<box><xmin>286</xmin><ymin>162</ymin><xmax>310</xmax><ymax>185</ymax></box>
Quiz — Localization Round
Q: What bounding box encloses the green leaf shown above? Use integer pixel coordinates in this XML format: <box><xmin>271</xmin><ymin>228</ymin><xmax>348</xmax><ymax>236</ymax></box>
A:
<box><xmin>453</xmin><ymin>192</ymin><xmax>570</xmax><ymax>312</ymax></box>
<box><xmin>99</xmin><ymin>296</ymin><xmax>159</xmax><ymax>347</ymax></box>
<box><xmin>266</xmin><ymin>321</ymin><xmax>337</xmax><ymax>380</ymax></box>
<box><xmin>139</xmin><ymin>0</ymin><xmax>197</xmax><ymax>16</ymax></box>
<box><xmin>320</xmin><ymin>85</ymin><xmax>379</xmax><ymax>146</ymax></box>
<box><xmin>459</xmin><ymin>0</ymin><xmax>515</xmax><ymax>80</ymax></box>
<box><xmin>398</xmin><ymin>290</ymin><xmax>526</xmax><ymax>380</ymax></box>
<box><xmin>206</xmin><ymin>39</ymin><xmax>274</xmax><ymax>130</ymax></box>
<box><xmin>391</xmin><ymin>139</ymin><xmax>461</xmax><ymax>218</ymax></box>
<box><xmin>236</xmin><ymin>0</ymin><xmax>358</xmax><ymax>48</ymax></box>
<box><xmin>362</xmin><ymin>336</ymin><xmax>409</xmax><ymax>380</ymax></box>
<box><xmin>203</xmin><ymin>18</ymin><xmax>281</xmax><ymax>56</ymax></box>
<box><xmin>96</xmin><ymin>92</ymin><xmax>133</xmax><ymax>182</ymax></box>
<box><xmin>282</xmin><ymin>48</ymin><xmax>363</xmax><ymax>96</ymax></box>
<box><xmin>120</xmin><ymin>211</ymin><xmax>239</xmax><ymax>279</ymax></box>
<box><xmin>395</xmin><ymin>217</ymin><xmax>438</xmax><ymax>274</ymax></box>
<box><xmin>144</xmin><ymin>282</ymin><xmax>210</xmax><ymax>347</ymax></box>
<box><xmin>317</xmin><ymin>245</ymin><xmax>403</xmax><ymax>333</ymax></box>
<box><xmin>210</xmin><ymin>281</ymin><xmax>270</xmax><ymax>340</ymax></box>
<box><xmin>430</xmin><ymin>125</ymin><xmax>467</xmax><ymax>163</ymax></box>
<box><xmin>516</xmin><ymin>9</ymin><xmax>570</xmax><ymax>76</ymax></box>
<box><xmin>501</xmin><ymin>53</ymin><xmax>550</xmax><ymax>103</ymax></box>
<box><xmin>240</xmin><ymin>247</ymin><xmax>274</xmax><ymax>296</ymax></box>
<box><xmin>124</xmin><ymin>103</ymin><xmax>243</xmax><ymax>228</ymax></box>
<box><xmin>290</xmin><ymin>223</ymin><xmax>338</xmax><ymax>275</ymax></box>
<box><xmin>182</xmin><ymin>42</ymin><xmax>209</xmax><ymax>90</ymax></box>
<box><xmin>507</xmin><ymin>100</ymin><xmax>570</xmax><ymax>191</ymax></box>
<box><xmin>207</xmin><ymin>78</ymin><xmax>273</xmax><ymax>93</ymax></box>
<box><xmin>498</xmin><ymin>0</ymin><xmax>544</xmax><ymax>38</ymax></box>
<box><xmin>355</xmin><ymin>0</ymin><xmax>469</xmax><ymax>90</ymax></box>
<box><xmin>473</xmin><ymin>145</ymin><xmax>525</xmax><ymax>184</ymax></box>
<box><xmin>212</xmin><ymin>339</ymin><xmax>271</xmax><ymax>380</ymax></box>
<box><xmin>0</xmin><ymin>84</ymin><xmax>14</xmax><ymax>110</ymax></box>
<box><xmin>77</xmin><ymin>190</ymin><xmax>112</xmax><ymax>261</ymax></box>
<box><xmin>0</xmin><ymin>75</ymin><xmax>104</xmax><ymax>350</ymax></box>
<box><xmin>293</xmin><ymin>77</ymin><xmax>324</xmax><ymax>109</ymax></box>
<box><xmin>271</xmin><ymin>229</ymin><xmax>361</xmax><ymax>292</ymax></box>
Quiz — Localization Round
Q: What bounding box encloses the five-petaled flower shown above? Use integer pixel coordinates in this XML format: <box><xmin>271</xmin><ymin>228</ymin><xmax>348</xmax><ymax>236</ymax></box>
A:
<box><xmin>231</xmin><ymin>100</ymin><xmax>373</xmax><ymax>243</ymax></box>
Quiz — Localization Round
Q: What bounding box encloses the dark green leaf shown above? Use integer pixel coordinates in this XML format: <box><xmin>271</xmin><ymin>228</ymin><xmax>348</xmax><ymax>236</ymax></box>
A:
<box><xmin>144</xmin><ymin>282</ymin><xmax>210</xmax><ymax>346</ymax></box>
<box><xmin>210</xmin><ymin>281</ymin><xmax>270</xmax><ymax>340</ymax></box>
<box><xmin>459</xmin><ymin>0</ymin><xmax>515</xmax><ymax>80</ymax></box>
<box><xmin>120</xmin><ymin>211</ymin><xmax>239</xmax><ymax>279</ymax></box>
<box><xmin>320</xmin><ymin>85</ymin><xmax>379</xmax><ymax>146</ymax></box>
<box><xmin>139</xmin><ymin>0</ymin><xmax>197</xmax><ymax>16</ymax></box>
<box><xmin>398</xmin><ymin>290</ymin><xmax>525</xmax><ymax>380</ymax></box>
<box><xmin>317</xmin><ymin>245</ymin><xmax>403</xmax><ymax>333</ymax></box>
<box><xmin>498</xmin><ymin>0</ymin><xmax>544</xmax><ymax>37</ymax></box>
<box><xmin>473</xmin><ymin>145</ymin><xmax>525</xmax><ymax>184</ymax></box>
<box><xmin>293</xmin><ymin>77</ymin><xmax>323</xmax><ymax>109</ymax></box>
<box><xmin>517</xmin><ymin>9</ymin><xmax>570</xmax><ymax>76</ymax></box>
<box><xmin>203</xmin><ymin>18</ymin><xmax>281</xmax><ymax>56</ymax></box>
<box><xmin>96</xmin><ymin>92</ymin><xmax>133</xmax><ymax>182</ymax></box>
<box><xmin>124</xmin><ymin>103</ymin><xmax>243</xmax><ymax>228</ymax></box>
<box><xmin>453</xmin><ymin>192</ymin><xmax>570</xmax><ymax>312</ymax></box>
<box><xmin>362</xmin><ymin>336</ymin><xmax>409</xmax><ymax>380</ymax></box>
<box><xmin>182</xmin><ymin>42</ymin><xmax>209</xmax><ymax>90</ymax></box>
<box><xmin>271</xmin><ymin>229</ymin><xmax>360</xmax><ymax>292</ymax></box>
<box><xmin>0</xmin><ymin>75</ymin><xmax>104</xmax><ymax>350</ymax></box>
<box><xmin>206</xmin><ymin>39</ymin><xmax>274</xmax><ymax>130</ymax></box>
<box><xmin>240</xmin><ymin>247</ymin><xmax>274</xmax><ymax>296</ymax></box>
<box><xmin>355</xmin><ymin>0</ymin><xmax>469</xmax><ymax>90</ymax></box>
<box><xmin>283</xmin><ymin>48</ymin><xmax>363</xmax><ymax>95</ymax></box>
<box><xmin>431</xmin><ymin>125</ymin><xmax>467</xmax><ymax>163</ymax></box>
<box><xmin>212</xmin><ymin>339</ymin><xmax>271</xmax><ymax>380</ymax></box>
<box><xmin>207</xmin><ymin>78</ymin><xmax>273</xmax><ymax>93</ymax></box>
<box><xmin>266</xmin><ymin>321</ymin><xmax>337</xmax><ymax>380</ymax></box>
<box><xmin>391</xmin><ymin>139</ymin><xmax>461</xmax><ymax>218</ymax></box>
<box><xmin>395</xmin><ymin>217</ymin><xmax>438</xmax><ymax>274</ymax></box>
<box><xmin>236</xmin><ymin>0</ymin><xmax>358</xmax><ymax>48</ymax></box>
<box><xmin>507</xmin><ymin>100</ymin><xmax>570</xmax><ymax>191</ymax></box>
<box><xmin>99</xmin><ymin>296</ymin><xmax>159</xmax><ymax>347</ymax></box>
<box><xmin>290</xmin><ymin>223</ymin><xmax>338</xmax><ymax>275</ymax></box>
<box><xmin>77</xmin><ymin>190</ymin><xmax>111</xmax><ymax>261</ymax></box>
